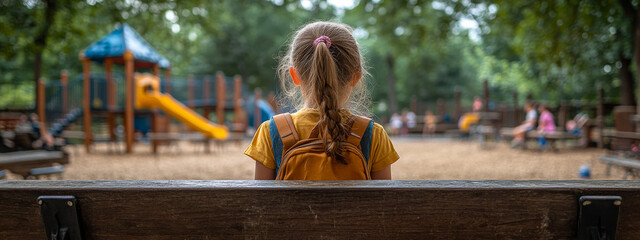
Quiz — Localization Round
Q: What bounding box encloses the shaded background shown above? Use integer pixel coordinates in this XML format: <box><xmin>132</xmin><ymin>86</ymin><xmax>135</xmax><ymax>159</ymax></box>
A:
<box><xmin>1</xmin><ymin>0</ymin><xmax>635</xmax><ymax>116</ymax></box>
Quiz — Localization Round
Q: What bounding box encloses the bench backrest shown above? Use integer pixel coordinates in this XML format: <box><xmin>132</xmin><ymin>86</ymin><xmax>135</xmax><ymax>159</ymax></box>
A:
<box><xmin>1</xmin><ymin>180</ymin><xmax>639</xmax><ymax>239</ymax></box>
<box><xmin>0</xmin><ymin>117</ymin><xmax>21</xmax><ymax>131</ymax></box>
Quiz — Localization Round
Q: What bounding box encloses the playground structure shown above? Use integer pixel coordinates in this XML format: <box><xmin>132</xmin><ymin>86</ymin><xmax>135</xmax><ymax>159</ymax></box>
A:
<box><xmin>135</xmin><ymin>73</ymin><xmax>228</xmax><ymax>139</ymax></box>
<box><xmin>26</xmin><ymin>24</ymin><xmax>276</xmax><ymax>154</ymax></box>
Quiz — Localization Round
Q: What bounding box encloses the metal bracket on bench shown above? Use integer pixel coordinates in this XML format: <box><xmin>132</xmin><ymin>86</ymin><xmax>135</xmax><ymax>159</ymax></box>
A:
<box><xmin>38</xmin><ymin>196</ymin><xmax>82</xmax><ymax>240</ymax></box>
<box><xmin>577</xmin><ymin>196</ymin><xmax>621</xmax><ymax>240</ymax></box>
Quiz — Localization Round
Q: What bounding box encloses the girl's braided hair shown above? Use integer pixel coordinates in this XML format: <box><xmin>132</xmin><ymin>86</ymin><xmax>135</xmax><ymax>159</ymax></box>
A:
<box><xmin>278</xmin><ymin>21</ymin><xmax>370</xmax><ymax>164</ymax></box>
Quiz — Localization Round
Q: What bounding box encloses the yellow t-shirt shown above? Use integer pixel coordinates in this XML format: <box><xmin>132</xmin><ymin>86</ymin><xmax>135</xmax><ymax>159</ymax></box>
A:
<box><xmin>244</xmin><ymin>108</ymin><xmax>399</xmax><ymax>172</ymax></box>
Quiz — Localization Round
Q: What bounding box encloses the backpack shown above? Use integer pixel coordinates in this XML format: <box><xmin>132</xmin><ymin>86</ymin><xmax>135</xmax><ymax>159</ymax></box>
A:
<box><xmin>269</xmin><ymin>113</ymin><xmax>374</xmax><ymax>180</ymax></box>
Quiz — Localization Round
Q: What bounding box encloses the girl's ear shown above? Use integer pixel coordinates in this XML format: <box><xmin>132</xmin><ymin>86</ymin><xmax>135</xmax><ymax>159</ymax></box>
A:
<box><xmin>289</xmin><ymin>67</ymin><xmax>301</xmax><ymax>86</ymax></box>
<box><xmin>350</xmin><ymin>71</ymin><xmax>362</xmax><ymax>87</ymax></box>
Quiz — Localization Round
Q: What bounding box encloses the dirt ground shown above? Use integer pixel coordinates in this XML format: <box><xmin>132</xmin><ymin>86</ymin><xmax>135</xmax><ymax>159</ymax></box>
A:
<box><xmin>5</xmin><ymin>137</ymin><xmax>621</xmax><ymax>180</ymax></box>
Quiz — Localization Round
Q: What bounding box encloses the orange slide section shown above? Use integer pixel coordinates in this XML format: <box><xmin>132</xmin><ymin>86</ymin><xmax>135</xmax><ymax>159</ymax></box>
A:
<box><xmin>135</xmin><ymin>74</ymin><xmax>228</xmax><ymax>139</ymax></box>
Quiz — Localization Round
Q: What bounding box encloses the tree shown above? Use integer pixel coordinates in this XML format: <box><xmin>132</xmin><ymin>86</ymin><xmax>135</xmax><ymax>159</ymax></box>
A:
<box><xmin>472</xmin><ymin>0</ymin><xmax>635</xmax><ymax>104</ymax></box>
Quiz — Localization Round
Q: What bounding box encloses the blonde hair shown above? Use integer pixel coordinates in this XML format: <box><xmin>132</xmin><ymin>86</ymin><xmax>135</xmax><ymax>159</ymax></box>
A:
<box><xmin>277</xmin><ymin>21</ymin><xmax>370</xmax><ymax>163</ymax></box>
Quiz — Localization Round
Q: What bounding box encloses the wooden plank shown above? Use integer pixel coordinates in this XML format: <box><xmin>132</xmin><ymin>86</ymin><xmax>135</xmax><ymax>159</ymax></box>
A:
<box><xmin>1</xmin><ymin>180</ymin><xmax>639</xmax><ymax>239</ymax></box>
<box><xmin>0</xmin><ymin>150</ymin><xmax>64</xmax><ymax>164</ymax></box>
<box><xmin>600</xmin><ymin>156</ymin><xmax>640</xmax><ymax>169</ymax></box>
<box><xmin>527</xmin><ymin>131</ymin><xmax>580</xmax><ymax>139</ymax></box>
<box><xmin>603</xmin><ymin>130</ymin><xmax>640</xmax><ymax>140</ymax></box>
<box><xmin>0</xmin><ymin>150</ymin><xmax>68</xmax><ymax>177</ymax></box>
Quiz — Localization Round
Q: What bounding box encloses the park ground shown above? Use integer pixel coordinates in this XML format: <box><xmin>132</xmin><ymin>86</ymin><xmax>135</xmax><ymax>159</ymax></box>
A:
<box><xmin>4</xmin><ymin>137</ymin><xmax>619</xmax><ymax>180</ymax></box>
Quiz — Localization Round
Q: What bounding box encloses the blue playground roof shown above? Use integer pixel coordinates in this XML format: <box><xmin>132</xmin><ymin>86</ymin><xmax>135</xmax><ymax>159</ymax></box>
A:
<box><xmin>83</xmin><ymin>23</ymin><xmax>170</xmax><ymax>68</ymax></box>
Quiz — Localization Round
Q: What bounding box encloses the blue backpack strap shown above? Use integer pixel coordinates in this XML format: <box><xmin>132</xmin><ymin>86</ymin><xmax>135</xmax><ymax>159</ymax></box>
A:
<box><xmin>347</xmin><ymin>115</ymin><xmax>374</xmax><ymax>164</ymax></box>
<box><xmin>269</xmin><ymin>113</ymin><xmax>299</xmax><ymax>173</ymax></box>
<box><xmin>360</xmin><ymin>120</ymin><xmax>374</xmax><ymax>164</ymax></box>
<box><xmin>269</xmin><ymin>116</ymin><xmax>284</xmax><ymax>173</ymax></box>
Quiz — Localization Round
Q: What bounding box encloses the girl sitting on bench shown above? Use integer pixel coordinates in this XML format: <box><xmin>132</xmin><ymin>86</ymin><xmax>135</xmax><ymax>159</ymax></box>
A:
<box><xmin>245</xmin><ymin>21</ymin><xmax>399</xmax><ymax>180</ymax></box>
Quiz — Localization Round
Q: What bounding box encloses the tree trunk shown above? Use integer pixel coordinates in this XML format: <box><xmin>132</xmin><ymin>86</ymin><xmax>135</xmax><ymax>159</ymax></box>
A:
<box><xmin>34</xmin><ymin>52</ymin><xmax>42</xmax><ymax>108</ymax></box>
<box><xmin>619</xmin><ymin>54</ymin><xmax>635</xmax><ymax>105</ymax></box>
<box><xmin>635</xmin><ymin>6</ymin><xmax>640</xmax><ymax>116</ymax></box>
<box><xmin>386</xmin><ymin>53</ymin><xmax>398</xmax><ymax>115</ymax></box>
<box><xmin>33</xmin><ymin>0</ymin><xmax>57</xmax><ymax>112</ymax></box>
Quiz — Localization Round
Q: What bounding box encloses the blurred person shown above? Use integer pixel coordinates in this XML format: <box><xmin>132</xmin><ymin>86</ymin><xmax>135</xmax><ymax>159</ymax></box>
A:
<box><xmin>458</xmin><ymin>112</ymin><xmax>480</xmax><ymax>133</ymax></box>
<box><xmin>566</xmin><ymin>112</ymin><xmax>589</xmax><ymax>135</ymax></box>
<box><xmin>406</xmin><ymin>110</ymin><xmax>416</xmax><ymax>130</ymax></box>
<box><xmin>423</xmin><ymin>111</ymin><xmax>437</xmax><ymax>135</ymax></box>
<box><xmin>537</xmin><ymin>103</ymin><xmax>556</xmax><ymax>133</ymax></box>
<box><xmin>537</xmin><ymin>103</ymin><xmax>556</xmax><ymax>150</ymax></box>
<box><xmin>400</xmin><ymin>110</ymin><xmax>409</xmax><ymax>136</ymax></box>
<box><xmin>511</xmin><ymin>101</ymin><xmax>537</xmax><ymax>148</ymax></box>
<box><xmin>458</xmin><ymin>97</ymin><xmax>484</xmax><ymax>133</ymax></box>
<box><xmin>472</xmin><ymin>96</ymin><xmax>483</xmax><ymax>112</ymax></box>
<box><xmin>14</xmin><ymin>114</ymin><xmax>31</xmax><ymax>134</ymax></box>
<box><xmin>390</xmin><ymin>113</ymin><xmax>402</xmax><ymax>136</ymax></box>
<box><xmin>29</xmin><ymin>113</ymin><xmax>55</xmax><ymax>150</ymax></box>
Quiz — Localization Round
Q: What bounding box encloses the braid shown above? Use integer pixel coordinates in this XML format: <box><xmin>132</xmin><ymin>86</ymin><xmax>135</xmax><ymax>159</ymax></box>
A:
<box><xmin>312</xmin><ymin>41</ymin><xmax>350</xmax><ymax>164</ymax></box>
<box><xmin>278</xmin><ymin>22</ymin><xmax>368</xmax><ymax>164</ymax></box>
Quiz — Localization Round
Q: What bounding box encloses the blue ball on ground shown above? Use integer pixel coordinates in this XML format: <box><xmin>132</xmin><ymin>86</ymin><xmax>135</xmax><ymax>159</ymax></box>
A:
<box><xmin>579</xmin><ymin>165</ymin><xmax>591</xmax><ymax>179</ymax></box>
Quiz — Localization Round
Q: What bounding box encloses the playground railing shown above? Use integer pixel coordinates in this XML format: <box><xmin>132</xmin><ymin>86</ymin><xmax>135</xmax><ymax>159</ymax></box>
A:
<box><xmin>44</xmin><ymin>81</ymin><xmax>64</xmax><ymax>122</ymax></box>
<box><xmin>1</xmin><ymin>180</ymin><xmax>638</xmax><ymax>239</ymax></box>
<box><xmin>163</xmin><ymin>74</ymin><xmax>242</xmax><ymax>109</ymax></box>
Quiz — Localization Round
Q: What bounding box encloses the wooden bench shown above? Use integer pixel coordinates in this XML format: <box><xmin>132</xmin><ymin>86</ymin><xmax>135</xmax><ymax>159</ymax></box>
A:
<box><xmin>600</xmin><ymin>131</ymin><xmax>640</xmax><ymax>179</ymax></box>
<box><xmin>526</xmin><ymin>131</ymin><xmax>581</xmax><ymax>150</ymax></box>
<box><xmin>599</xmin><ymin>155</ymin><xmax>640</xmax><ymax>179</ymax></box>
<box><xmin>0</xmin><ymin>180</ymin><xmax>638</xmax><ymax>239</ymax></box>
<box><xmin>0</xmin><ymin>114</ymin><xmax>21</xmax><ymax>131</ymax></box>
<box><xmin>501</xmin><ymin>128</ymin><xmax>581</xmax><ymax>151</ymax></box>
<box><xmin>0</xmin><ymin>150</ymin><xmax>69</xmax><ymax>178</ymax></box>
<box><xmin>26</xmin><ymin>165</ymin><xmax>65</xmax><ymax>180</ymax></box>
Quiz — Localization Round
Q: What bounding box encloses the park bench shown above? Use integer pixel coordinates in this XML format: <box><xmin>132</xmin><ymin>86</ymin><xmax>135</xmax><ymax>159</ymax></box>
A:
<box><xmin>600</xmin><ymin>131</ymin><xmax>640</xmax><ymax>179</ymax></box>
<box><xmin>1</xmin><ymin>180</ymin><xmax>637</xmax><ymax>239</ymax></box>
<box><xmin>525</xmin><ymin>131</ymin><xmax>581</xmax><ymax>151</ymax></box>
<box><xmin>26</xmin><ymin>165</ymin><xmax>65</xmax><ymax>180</ymax></box>
<box><xmin>0</xmin><ymin>113</ymin><xmax>21</xmax><ymax>131</ymax></box>
<box><xmin>0</xmin><ymin>150</ymin><xmax>69</xmax><ymax>179</ymax></box>
<box><xmin>599</xmin><ymin>154</ymin><xmax>640</xmax><ymax>179</ymax></box>
<box><xmin>500</xmin><ymin>129</ymin><xmax>581</xmax><ymax>151</ymax></box>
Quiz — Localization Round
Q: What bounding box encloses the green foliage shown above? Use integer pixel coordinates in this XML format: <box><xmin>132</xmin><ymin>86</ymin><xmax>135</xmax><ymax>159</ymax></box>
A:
<box><xmin>0</xmin><ymin>0</ymin><xmax>634</xmax><ymax>112</ymax></box>
<box><xmin>476</xmin><ymin>0</ymin><xmax>632</xmax><ymax>104</ymax></box>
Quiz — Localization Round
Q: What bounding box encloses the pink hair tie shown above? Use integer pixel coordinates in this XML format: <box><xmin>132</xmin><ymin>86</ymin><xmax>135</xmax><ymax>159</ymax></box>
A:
<box><xmin>313</xmin><ymin>36</ymin><xmax>331</xmax><ymax>48</ymax></box>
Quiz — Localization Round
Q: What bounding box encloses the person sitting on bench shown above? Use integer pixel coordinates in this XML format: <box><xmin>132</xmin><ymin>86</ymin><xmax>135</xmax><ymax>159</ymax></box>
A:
<box><xmin>566</xmin><ymin>112</ymin><xmax>589</xmax><ymax>135</ymax></box>
<box><xmin>423</xmin><ymin>111</ymin><xmax>437</xmax><ymax>135</ymax></box>
<box><xmin>15</xmin><ymin>114</ymin><xmax>55</xmax><ymax>150</ymax></box>
<box><xmin>511</xmin><ymin>101</ymin><xmax>537</xmax><ymax>148</ymax></box>
<box><xmin>536</xmin><ymin>103</ymin><xmax>556</xmax><ymax>150</ymax></box>
<box><xmin>458</xmin><ymin>97</ymin><xmax>484</xmax><ymax>134</ymax></box>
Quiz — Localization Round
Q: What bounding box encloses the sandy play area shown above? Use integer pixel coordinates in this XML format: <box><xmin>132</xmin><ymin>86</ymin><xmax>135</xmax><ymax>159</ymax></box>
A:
<box><xmin>4</xmin><ymin>137</ymin><xmax>621</xmax><ymax>180</ymax></box>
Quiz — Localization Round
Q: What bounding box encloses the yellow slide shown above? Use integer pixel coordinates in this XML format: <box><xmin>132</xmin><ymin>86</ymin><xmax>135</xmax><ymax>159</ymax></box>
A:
<box><xmin>458</xmin><ymin>112</ymin><xmax>480</xmax><ymax>133</ymax></box>
<box><xmin>135</xmin><ymin>74</ymin><xmax>228</xmax><ymax>139</ymax></box>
